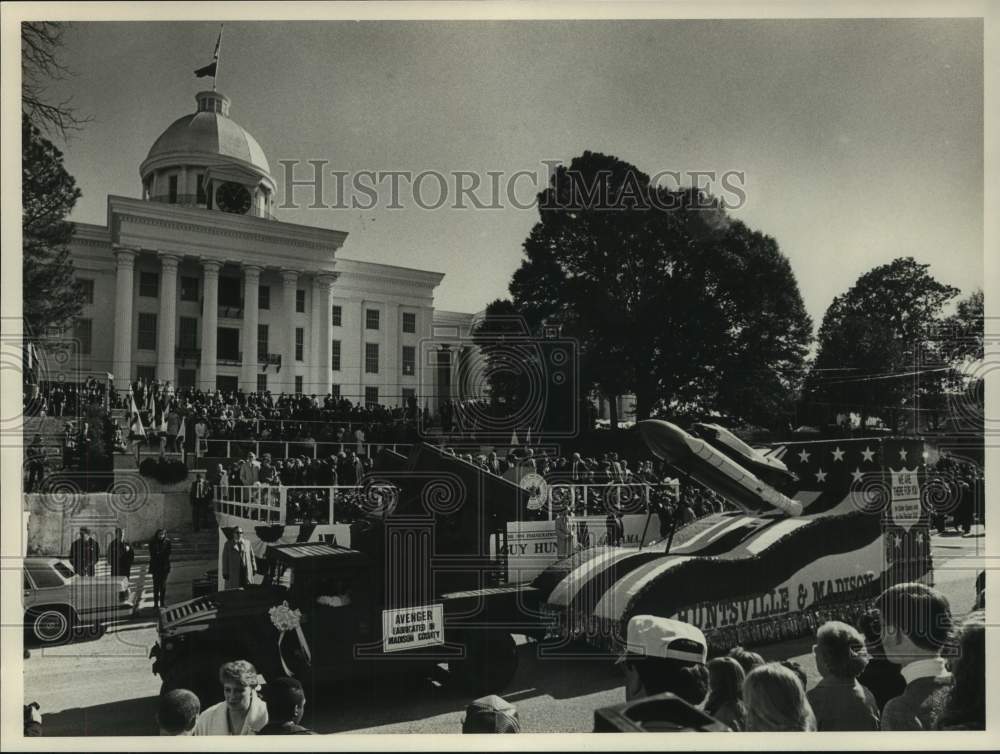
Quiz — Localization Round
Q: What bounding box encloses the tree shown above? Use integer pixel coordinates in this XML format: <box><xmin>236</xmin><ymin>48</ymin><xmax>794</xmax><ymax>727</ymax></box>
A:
<box><xmin>489</xmin><ymin>150</ymin><xmax>812</xmax><ymax>429</ymax></box>
<box><xmin>23</xmin><ymin>115</ymin><xmax>84</xmax><ymax>338</ymax></box>
<box><xmin>802</xmin><ymin>258</ymin><xmax>959</xmax><ymax>432</ymax></box>
<box><xmin>22</xmin><ymin>22</ymin><xmax>90</xmax><ymax>137</ymax></box>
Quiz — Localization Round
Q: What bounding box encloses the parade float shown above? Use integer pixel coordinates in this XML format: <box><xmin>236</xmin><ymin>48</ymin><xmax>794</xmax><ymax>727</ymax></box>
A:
<box><xmin>531</xmin><ymin>420</ymin><xmax>935</xmax><ymax>652</ymax></box>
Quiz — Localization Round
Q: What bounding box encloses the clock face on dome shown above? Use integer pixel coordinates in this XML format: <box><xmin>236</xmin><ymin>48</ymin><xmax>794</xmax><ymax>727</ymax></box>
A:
<box><xmin>216</xmin><ymin>182</ymin><xmax>252</xmax><ymax>214</ymax></box>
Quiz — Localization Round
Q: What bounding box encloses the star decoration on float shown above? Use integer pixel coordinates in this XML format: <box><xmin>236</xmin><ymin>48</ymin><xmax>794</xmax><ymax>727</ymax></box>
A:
<box><xmin>899</xmin><ymin>448</ymin><xmax>908</xmax><ymax>461</ymax></box>
<box><xmin>915</xmin><ymin>531</ymin><xmax>925</xmax><ymax>545</ymax></box>
<box><xmin>893</xmin><ymin>534</ymin><xmax>902</xmax><ymax>548</ymax></box>
<box><xmin>815</xmin><ymin>469</ymin><xmax>828</xmax><ymax>483</ymax></box>
<box><xmin>851</xmin><ymin>468</ymin><xmax>864</xmax><ymax>484</ymax></box>
<box><xmin>798</xmin><ymin>449</ymin><xmax>811</xmax><ymax>463</ymax></box>
<box><xmin>861</xmin><ymin>446</ymin><xmax>875</xmax><ymax>463</ymax></box>
<box><xmin>832</xmin><ymin>447</ymin><xmax>845</xmax><ymax>462</ymax></box>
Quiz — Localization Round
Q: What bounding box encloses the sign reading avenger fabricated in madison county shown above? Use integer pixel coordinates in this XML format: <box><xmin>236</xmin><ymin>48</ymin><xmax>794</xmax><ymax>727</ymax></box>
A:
<box><xmin>890</xmin><ymin>467</ymin><xmax>922</xmax><ymax>531</ymax></box>
<box><xmin>382</xmin><ymin>604</ymin><xmax>444</xmax><ymax>652</ymax></box>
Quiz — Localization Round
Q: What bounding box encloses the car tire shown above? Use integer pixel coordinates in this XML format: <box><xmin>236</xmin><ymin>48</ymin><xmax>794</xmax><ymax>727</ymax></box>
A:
<box><xmin>450</xmin><ymin>631</ymin><xmax>518</xmax><ymax>696</ymax></box>
<box><xmin>26</xmin><ymin>606</ymin><xmax>76</xmax><ymax>645</ymax></box>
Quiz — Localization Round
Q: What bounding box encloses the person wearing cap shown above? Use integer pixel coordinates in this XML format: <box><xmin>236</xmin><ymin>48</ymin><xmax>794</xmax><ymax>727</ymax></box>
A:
<box><xmin>616</xmin><ymin>615</ymin><xmax>708</xmax><ymax>702</ymax></box>
<box><xmin>257</xmin><ymin>677</ymin><xmax>314</xmax><ymax>735</ymax></box>
<box><xmin>461</xmin><ymin>695</ymin><xmax>521</xmax><ymax>733</ymax></box>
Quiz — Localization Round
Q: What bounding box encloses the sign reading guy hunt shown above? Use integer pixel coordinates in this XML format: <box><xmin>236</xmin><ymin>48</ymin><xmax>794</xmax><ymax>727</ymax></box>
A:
<box><xmin>890</xmin><ymin>467</ymin><xmax>921</xmax><ymax>531</ymax></box>
<box><xmin>382</xmin><ymin>604</ymin><xmax>444</xmax><ymax>652</ymax></box>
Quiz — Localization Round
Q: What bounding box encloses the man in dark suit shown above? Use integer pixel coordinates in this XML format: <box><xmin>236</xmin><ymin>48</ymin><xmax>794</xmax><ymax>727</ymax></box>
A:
<box><xmin>69</xmin><ymin>528</ymin><xmax>100</xmax><ymax>576</ymax></box>
<box><xmin>107</xmin><ymin>527</ymin><xmax>135</xmax><ymax>577</ymax></box>
<box><xmin>190</xmin><ymin>473</ymin><xmax>209</xmax><ymax>531</ymax></box>
<box><xmin>148</xmin><ymin>528</ymin><xmax>172</xmax><ymax>608</ymax></box>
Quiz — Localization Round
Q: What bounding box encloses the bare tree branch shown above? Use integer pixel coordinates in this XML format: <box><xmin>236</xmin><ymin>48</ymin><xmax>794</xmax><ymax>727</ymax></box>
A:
<box><xmin>21</xmin><ymin>21</ymin><xmax>92</xmax><ymax>138</ymax></box>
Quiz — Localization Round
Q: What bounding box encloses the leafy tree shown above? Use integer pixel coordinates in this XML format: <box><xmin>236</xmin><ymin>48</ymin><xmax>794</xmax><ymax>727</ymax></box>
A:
<box><xmin>22</xmin><ymin>22</ymin><xmax>90</xmax><ymax>137</ymax></box>
<box><xmin>485</xmin><ymin>150</ymin><xmax>812</xmax><ymax>429</ymax></box>
<box><xmin>802</xmin><ymin>258</ymin><xmax>959</xmax><ymax>432</ymax></box>
<box><xmin>23</xmin><ymin>114</ymin><xmax>84</xmax><ymax>338</ymax></box>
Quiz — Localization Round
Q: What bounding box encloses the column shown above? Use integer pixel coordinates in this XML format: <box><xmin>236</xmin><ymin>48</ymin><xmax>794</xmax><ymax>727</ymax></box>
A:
<box><xmin>156</xmin><ymin>253</ymin><xmax>180</xmax><ymax>383</ymax></box>
<box><xmin>309</xmin><ymin>276</ymin><xmax>322</xmax><ymax>394</ymax></box>
<box><xmin>384</xmin><ymin>302</ymin><xmax>399</xmax><ymax>406</ymax></box>
<box><xmin>112</xmin><ymin>247</ymin><xmax>136</xmax><ymax>386</ymax></box>
<box><xmin>241</xmin><ymin>264</ymin><xmax>261</xmax><ymax>391</ymax></box>
<box><xmin>281</xmin><ymin>269</ymin><xmax>299</xmax><ymax>392</ymax></box>
<box><xmin>316</xmin><ymin>274</ymin><xmax>337</xmax><ymax>395</ymax></box>
<box><xmin>418</xmin><ymin>306</ymin><xmax>434</xmax><ymax>414</ymax></box>
<box><xmin>200</xmin><ymin>259</ymin><xmax>221</xmax><ymax>390</ymax></box>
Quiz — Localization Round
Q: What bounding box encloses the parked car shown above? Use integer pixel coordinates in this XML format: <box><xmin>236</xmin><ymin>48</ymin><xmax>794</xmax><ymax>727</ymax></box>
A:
<box><xmin>23</xmin><ymin>557</ymin><xmax>138</xmax><ymax>644</ymax></box>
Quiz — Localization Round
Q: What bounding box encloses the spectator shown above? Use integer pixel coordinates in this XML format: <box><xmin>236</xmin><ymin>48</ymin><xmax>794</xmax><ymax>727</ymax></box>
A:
<box><xmin>148</xmin><ymin>528</ymin><xmax>172</xmax><ymax>608</ymax></box>
<box><xmin>935</xmin><ymin>611</ymin><xmax>985</xmax><ymax>730</ymax></box>
<box><xmin>808</xmin><ymin>621</ymin><xmax>880</xmax><ymax>730</ymax></box>
<box><xmin>193</xmin><ymin>660</ymin><xmax>268</xmax><ymax>735</ymax></box>
<box><xmin>165</xmin><ymin>407</ymin><xmax>181</xmax><ymax>452</ymax></box>
<box><xmin>157</xmin><ymin>689</ymin><xmax>200</xmax><ymax>735</ymax></box>
<box><xmin>23</xmin><ymin>703</ymin><xmax>42</xmax><ymax>737</ymax></box>
<box><xmin>190</xmin><ymin>473</ymin><xmax>209</xmax><ymax>532</ymax></box>
<box><xmin>616</xmin><ymin>615</ymin><xmax>708</xmax><ymax>702</ymax></box>
<box><xmin>26</xmin><ymin>434</ymin><xmax>46</xmax><ymax>492</ymax></box>
<box><xmin>857</xmin><ymin>610</ymin><xmax>905</xmax><ymax>712</ymax></box>
<box><xmin>461</xmin><ymin>695</ymin><xmax>521</xmax><ymax>733</ymax></box>
<box><xmin>727</xmin><ymin>646</ymin><xmax>765</xmax><ymax>676</ymax></box>
<box><xmin>107</xmin><ymin>527</ymin><xmax>135</xmax><ymax>577</ymax></box>
<box><xmin>780</xmin><ymin>660</ymin><xmax>808</xmax><ymax>690</ymax></box>
<box><xmin>876</xmin><ymin>583</ymin><xmax>953</xmax><ymax>730</ymax></box>
<box><xmin>222</xmin><ymin>527</ymin><xmax>257</xmax><ymax>589</ymax></box>
<box><xmin>69</xmin><ymin>527</ymin><xmax>99</xmax><ymax>577</ymax></box>
<box><xmin>744</xmin><ymin>663</ymin><xmax>817</xmax><ymax>731</ymax></box>
<box><xmin>258</xmin><ymin>677</ymin><xmax>315</xmax><ymax>735</ymax></box>
<box><xmin>703</xmin><ymin>656</ymin><xmax>747</xmax><ymax>731</ymax></box>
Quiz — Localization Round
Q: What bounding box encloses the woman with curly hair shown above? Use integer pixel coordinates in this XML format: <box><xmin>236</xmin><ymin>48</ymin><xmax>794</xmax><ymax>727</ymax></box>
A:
<box><xmin>744</xmin><ymin>663</ymin><xmax>816</xmax><ymax>731</ymax></box>
<box><xmin>936</xmin><ymin>611</ymin><xmax>985</xmax><ymax>730</ymax></box>
<box><xmin>807</xmin><ymin>621</ymin><xmax>880</xmax><ymax>730</ymax></box>
<box><xmin>193</xmin><ymin>660</ymin><xmax>268</xmax><ymax>735</ymax></box>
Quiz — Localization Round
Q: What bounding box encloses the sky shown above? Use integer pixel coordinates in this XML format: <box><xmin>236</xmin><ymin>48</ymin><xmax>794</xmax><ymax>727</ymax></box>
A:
<box><xmin>47</xmin><ymin>18</ymin><xmax>983</xmax><ymax>326</ymax></box>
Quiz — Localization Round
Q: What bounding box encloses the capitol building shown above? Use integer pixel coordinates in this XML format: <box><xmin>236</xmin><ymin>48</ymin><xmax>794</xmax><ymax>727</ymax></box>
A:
<box><xmin>66</xmin><ymin>89</ymin><xmax>478</xmax><ymax>410</ymax></box>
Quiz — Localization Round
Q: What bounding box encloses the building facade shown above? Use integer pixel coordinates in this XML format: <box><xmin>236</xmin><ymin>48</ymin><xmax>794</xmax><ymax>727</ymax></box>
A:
<box><xmin>64</xmin><ymin>90</ymin><xmax>480</xmax><ymax>409</ymax></box>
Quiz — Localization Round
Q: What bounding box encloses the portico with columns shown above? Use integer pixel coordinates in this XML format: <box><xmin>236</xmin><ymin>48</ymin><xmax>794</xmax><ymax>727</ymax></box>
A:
<box><xmin>64</xmin><ymin>88</ymin><xmax>475</xmax><ymax>411</ymax></box>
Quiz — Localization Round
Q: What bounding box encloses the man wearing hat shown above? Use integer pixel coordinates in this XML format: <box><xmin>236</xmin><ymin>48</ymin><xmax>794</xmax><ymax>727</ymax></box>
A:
<box><xmin>461</xmin><ymin>695</ymin><xmax>521</xmax><ymax>733</ymax></box>
<box><xmin>257</xmin><ymin>677</ymin><xmax>314</xmax><ymax>734</ymax></box>
<box><xmin>616</xmin><ymin>615</ymin><xmax>709</xmax><ymax>703</ymax></box>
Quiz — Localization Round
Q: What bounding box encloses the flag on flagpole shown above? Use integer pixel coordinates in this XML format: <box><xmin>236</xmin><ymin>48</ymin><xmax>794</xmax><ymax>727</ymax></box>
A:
<box><xmin>177</xmin><ymin>416</ymin><xmax>187</xmax><ymax>442</ymax></box>
<box><xmin>526</xmin><ymin>427</ymin><xmax>532</xmax><ymax>446</ymax></box>
<box><xmin>194</xmin><ymin>25</ymin><xmax>223</xmax><ymax>78</ymax></box>
<box><xmin>510</xmin><ymin>429</ymin><xmax>519</xmax><ymax>447</ymax></box>
<box><xmin>129</xmin><ymin>395</ymin><xmax>146</xmax><ymax>439</ymax></box>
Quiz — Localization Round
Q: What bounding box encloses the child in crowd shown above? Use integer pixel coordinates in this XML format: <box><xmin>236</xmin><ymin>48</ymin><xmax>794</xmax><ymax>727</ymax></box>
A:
<box><xmin>807</xmin><ymin>621</ymin><xmax>880</xmax><ymax>730</ymax></box>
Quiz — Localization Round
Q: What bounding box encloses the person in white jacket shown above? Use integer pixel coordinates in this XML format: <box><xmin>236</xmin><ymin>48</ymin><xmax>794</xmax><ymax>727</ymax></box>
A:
<box><xmin>193</xmin><ymin>660</ymin><xmax>268</xmax><ymax>735</ymax></box>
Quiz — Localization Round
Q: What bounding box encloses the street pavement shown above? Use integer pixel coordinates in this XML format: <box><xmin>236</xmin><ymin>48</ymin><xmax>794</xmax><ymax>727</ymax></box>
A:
<box><xmin>22</xmin><ymin>528</ymin><xmax>986</xmax><ymax>736</ymax></box>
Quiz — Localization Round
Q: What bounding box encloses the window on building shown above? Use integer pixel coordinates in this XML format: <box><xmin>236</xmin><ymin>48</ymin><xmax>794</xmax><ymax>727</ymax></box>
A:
<box><xmin>73</xmin><ymin>318</ymin><xmax>92</xmax><ymax>355</ymax></box>
<box><xmin>258</xmin><ymin>285</ymin><xmax>270</xmax><ymax>310</ymax></box>
<box><xmin>136</xmin><ymin>365</ymin><xmax>156</xmax><ymax>383</ymax></box>
<box><xmin>196</xmin><ymin>173</ymin><xmax>206</xmax><ymax>204</ymax></box>
<box><xmin>295</xmin><ymin>376</ymin><xmax>303</xmax><ymax>395</ymax></box>
<box><xmin>178</xmin><ymin>369</ymin><xmax>196</xmax><ymax>389</ymax></box>
<box><xmin>217</xmin><ymin>327</ymin><xmax>240</xmax><ymax>361</ymax></box>
<box><xmin>402</xmin><ymin>345</ymin><xmax>416</xmax><ymax>376</ymax></box>
<box><xmin>296</xmin><ymin>289</ymin><xmax>306</xmax><ymax>313</ymax></box>
<box><xmin>137</xmin><ymin>313</ymin><xmax>157</xmax><ymax>350</ymax></box>
<box><xmin>365</xmin><ymin>386</ymin><xmax>379</xmax><ymax>408</ymax></box>
<box><xmin>258</xmin><ymin>324</ymin><xmax>269</xmax><ymax>359</ymax></box>
<box><xmin>218</xmin><ymin>276</ymin><xmax>242</xmax><ymax>308</ymax></box>
<box><xmin>180</xmin><ymin>276</ymin><xmax>199</xmax><ymax>302</ymax></box>
<box><xmin>331</xmin><ymin>340</ymin><xmax>341</xmax><ymax>371</ymax></box>
<box><xmin>257</xmin><ymin>374</ymin><xmax>267</xmax><ymax>393</ymax></box>
<box><xmin>78</xmin><ymin>279</ymin><xmax>94</xmax><ymax>304</ymax></box>
<box><xmin>402</xmin><ymin>312</ymin><xmax>416</xmax><ymax>333</ymax></box>
<box><xmin>178</xmin><ymin>317</ymin><xmax>198</xmax><ymax>350</ymax></box>
<box><xmin>168</xmin><ymin>175</ymin><xmax>178</xmax><ymax>203</ymax></box>
<box><xmin>365</xmin><ymin>343</ymin><xmax>379</xmax><ymax>374</ymax></box>
<box><xmin>331</xmin><ymin>304</ymin><xmax>342</xmax><ymax>326</ymax></box>
<box><xmin>366</xmin><ymin>309</ymin><xmax>380</xmax><ymax>330</ymax></box>
<box><xmin>295</xmin><ymin>327</ymin><xmax>304</xmax><ymax>361</ymax></box>
<box><xmin>330</xmin><ymin>383</ymin><xmax>341</xmax><ymax>399</ymax></box>
<box><xmin>139</xmin><ymin>272</ymin><xmax>159</xmax><ymax>298</ymax></box>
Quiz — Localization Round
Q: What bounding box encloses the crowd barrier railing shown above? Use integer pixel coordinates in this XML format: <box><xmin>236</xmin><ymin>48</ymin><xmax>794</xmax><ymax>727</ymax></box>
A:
<box><xmin>196</xmin><ymin>438</ymin><xmax>415</xmax><ymax>462</ymax></box>
<box><xmin>213</xmin><ymin>483</ymin><xmax>400</xmax><ymax>525</ymax></box>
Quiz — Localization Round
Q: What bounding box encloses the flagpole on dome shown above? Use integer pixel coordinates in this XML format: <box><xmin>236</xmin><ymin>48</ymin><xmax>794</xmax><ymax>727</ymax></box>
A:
<box><xmin>214</xmin><ymin>24</ymin><xmax>224</xmax><ymax>92</ymax></box>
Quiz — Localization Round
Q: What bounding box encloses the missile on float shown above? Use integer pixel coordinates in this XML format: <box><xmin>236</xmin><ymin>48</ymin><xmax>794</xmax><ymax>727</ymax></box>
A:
<box><xmin>689</xmin><ymin>422</ymin><xmax>798</xmax><ymax>492</ymax></box>
<box><xmin>638</xmin><ymin>420</ymin><xmax>803</xmax><ymax>517</ymax></box>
